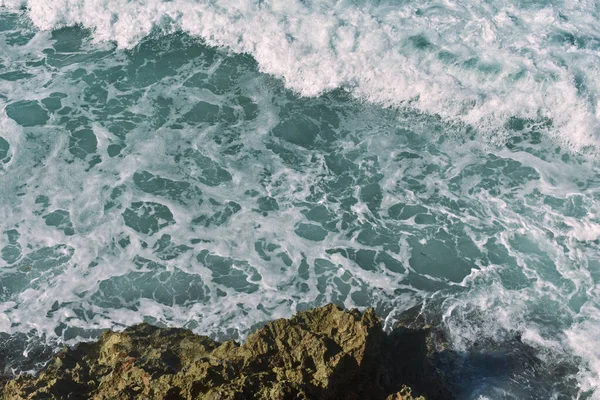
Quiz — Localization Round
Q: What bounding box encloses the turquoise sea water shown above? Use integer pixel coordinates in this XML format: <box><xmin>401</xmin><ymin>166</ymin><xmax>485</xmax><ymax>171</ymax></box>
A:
<box><xmin>1</xmin><ymin>1</ymin><xmax>600</xmax><ymax>398</ymax></box>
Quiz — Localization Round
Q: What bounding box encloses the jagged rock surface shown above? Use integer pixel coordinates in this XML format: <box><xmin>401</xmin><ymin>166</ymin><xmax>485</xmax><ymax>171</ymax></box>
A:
<box><xmin>2</xmin><ymin>304</ymin><xmax>450</xmax><ymax>400</ymax></box>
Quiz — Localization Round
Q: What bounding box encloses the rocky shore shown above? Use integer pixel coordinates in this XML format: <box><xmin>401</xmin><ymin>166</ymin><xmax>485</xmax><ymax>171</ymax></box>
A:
<box><xmin>1</xmin><ymin>304</ymin><xmax>452</xmax><ymax>399</ymax></box>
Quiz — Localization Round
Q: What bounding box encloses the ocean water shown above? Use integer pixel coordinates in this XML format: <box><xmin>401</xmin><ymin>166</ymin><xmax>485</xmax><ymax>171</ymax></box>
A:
<box><xmin>0</xmin><ymin>0</ymin><xmax>600</xmax><ymax>398</ymax></box>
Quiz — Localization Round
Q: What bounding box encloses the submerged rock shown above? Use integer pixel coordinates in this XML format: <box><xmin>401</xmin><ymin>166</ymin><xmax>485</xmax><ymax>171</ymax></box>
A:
<box><xmin>1</xmin><ymin>304</ymin><xmax>451</xmax><ymax>399</ymax></box>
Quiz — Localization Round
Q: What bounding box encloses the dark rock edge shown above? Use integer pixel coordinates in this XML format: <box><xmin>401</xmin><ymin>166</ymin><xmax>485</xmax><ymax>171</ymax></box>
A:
<box><xmin>1</xmin><ymin>304</ymin><xmax>453</xmax><ymax>399</ymax></box>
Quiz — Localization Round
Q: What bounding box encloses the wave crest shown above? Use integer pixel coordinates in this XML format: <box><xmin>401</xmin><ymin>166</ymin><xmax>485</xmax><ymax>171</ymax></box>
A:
<box><xmin>3</xmin><ymin>0</ymin><xmax>600</xmax><ymax>150</ymax></box>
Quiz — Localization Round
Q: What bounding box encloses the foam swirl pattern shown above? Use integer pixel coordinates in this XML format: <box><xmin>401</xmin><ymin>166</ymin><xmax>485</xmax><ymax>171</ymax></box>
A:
<box><xmin>0</xmin><ymin>2</ymin><xmax>599</xmax><ymax>398</ymax></box>
<box><xmin>3</xmin><ymin>0</ymin><xmax>600</xmax><ymax>149</ymax></box>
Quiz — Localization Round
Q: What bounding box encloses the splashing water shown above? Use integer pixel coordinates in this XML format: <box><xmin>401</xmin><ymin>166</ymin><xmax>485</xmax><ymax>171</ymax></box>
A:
<box><xmin>0</xmin><ymin>1</ymin><xmax>600</xmax><ymax>398</ymax></box>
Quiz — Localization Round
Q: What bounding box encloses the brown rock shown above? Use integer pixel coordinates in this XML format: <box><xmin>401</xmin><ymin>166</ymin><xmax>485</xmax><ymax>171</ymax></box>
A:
<box><xmin>2</xmin><ymin>304</ymin><xmax>450</xmax><ymax>400</ymax></box>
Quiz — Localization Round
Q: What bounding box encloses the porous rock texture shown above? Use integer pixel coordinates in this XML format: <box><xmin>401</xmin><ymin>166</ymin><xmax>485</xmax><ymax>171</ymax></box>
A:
<box><xmin>1</xmin><ymin>304</ymin><xmax>451</xmax><ymax>399</ymax></box>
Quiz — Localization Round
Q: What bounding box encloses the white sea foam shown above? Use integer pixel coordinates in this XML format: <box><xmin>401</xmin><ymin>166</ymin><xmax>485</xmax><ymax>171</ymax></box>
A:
<box><xmin>2</xmin><ymin>0</ymin><xmax>600</xmax><ymax>151</ymax></box>
<box><xmin>1</xmin><ymin>3</ymin><xmax>600</xmax><ymax>397</ymax></box>
<box><xmin>567</xmin><ymin>304</ymin><xmax>600</xmax><ymax>397</ymax></box>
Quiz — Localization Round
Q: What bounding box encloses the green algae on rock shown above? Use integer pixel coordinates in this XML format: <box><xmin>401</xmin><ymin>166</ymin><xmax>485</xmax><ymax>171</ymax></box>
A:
<box><xmin>2</xmin><ymin>304</ymin><xmax>450</xmax><ymax>399</ymax></box>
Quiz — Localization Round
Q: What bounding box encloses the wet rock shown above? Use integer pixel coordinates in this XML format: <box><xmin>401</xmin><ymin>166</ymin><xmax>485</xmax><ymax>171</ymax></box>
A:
<box><xmin>2</xmin><ymin>304</ymin><xmax>452</xmax><ymax>399</ymax></box>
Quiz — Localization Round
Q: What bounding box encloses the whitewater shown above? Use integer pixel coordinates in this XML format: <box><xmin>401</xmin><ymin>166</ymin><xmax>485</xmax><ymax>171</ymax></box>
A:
<box><xmin>0</xmin><ymin>0</ymin><xmax>599</xmax><ymax>398</ymax></box>
<box><xmin>3</xmin><ymin>0</ymin><xmax>600</xmax><ymax>150</ymax></box>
